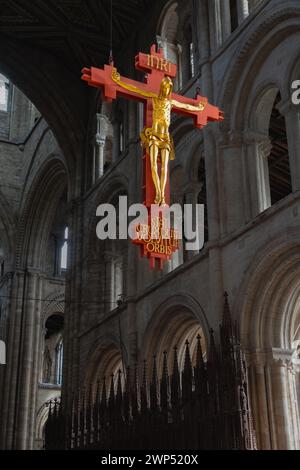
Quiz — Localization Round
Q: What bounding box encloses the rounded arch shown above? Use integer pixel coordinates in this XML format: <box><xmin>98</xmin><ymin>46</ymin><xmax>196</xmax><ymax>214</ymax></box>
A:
<box><xmin>188</xmin><ymin>137</ymin><xmax>205</xmax><ymax>183</ymax></box>
<box><xmin>171</xmin><ymin>118</ymin><xmax>203</xmax><ymax>185</ymax></box>
<box><xmin>220</xmin><ymin>3</ymin><xmax>300</xmax><ymax>132</ymax></box>
<box><xmin>84</xmin><ymin>335</ymin><xmax>126</xmax><ymax>386</ymax></box>
<box><xmin>157</xmin><ymin>1</ymin><xmax>179</xmax><ymax>42</ymax></box>
<box><xmin>42</xmin><ymin>292</ymin><xmax>65</xmax><ymax>325</ymax></box>
<box><xmin>248</xmin><ymin>83</ymin><xmax>280</xmax><ymax>134</ymax></box>
<box><xmin>141</xmin><ymin>294</ymin><xmax>209</xmax><ymax>374</ymax></box>
<box><xmin>35</xmin><ymin>399</ymin><xmax>58</xmax><ymax>449</ymax></box>
<box><xmin>236</xmin><ymin>230</ymin><xmax>300</xmax><ymax>352</ymax></box>
<box><xmin>16</xmin><ymin>156</ymin><xmax>68</xmax><ymax>269</ymax></box>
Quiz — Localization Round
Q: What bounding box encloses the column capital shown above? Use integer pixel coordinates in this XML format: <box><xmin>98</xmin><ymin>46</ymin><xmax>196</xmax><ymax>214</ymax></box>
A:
<box><xmin>95</xmin><ymin>134</ymin><xmax>106</xmax><ymax>147</ymax></box>
<box><xmin>96</xmin><ymin>113</ymin><xmax>110</xmax><ymax>139</ymax></box>
<box><xmin>245</xmin><ymin>348</ymin><xmax>293</xmax><ymax>367</ymax></box>
<box><xmin>242</xmin><ymin>129</ymin><xmax>270</xmax><ymax>145</ymax></box>
<box><xmin>219</xmin><ymin>129</ymin><xmax>271</xmax><ymax>147</ymax></box>
<box><xmin>271</xmin><ymin>347</ymin><xmax>293</xmax><ymax>366</ymax></box>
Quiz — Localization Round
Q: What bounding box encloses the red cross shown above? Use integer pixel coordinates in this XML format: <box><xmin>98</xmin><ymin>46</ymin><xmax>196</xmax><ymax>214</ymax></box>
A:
<box><xmin>82</xmin><ymin>45</ymin><xmax>223</xmax><ymax>269</ymax></box>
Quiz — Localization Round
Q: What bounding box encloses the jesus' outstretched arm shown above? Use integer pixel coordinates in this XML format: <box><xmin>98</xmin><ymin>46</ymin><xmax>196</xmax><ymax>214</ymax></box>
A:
<box><xmin>171</xmin><ymin>98</ymin><xmax>206</xmax><ymax>112</ymax></box>
<box><xmin>111</xmin><ymin>68</ymin><xmax>157</xmax><ymax>99</ymax></box>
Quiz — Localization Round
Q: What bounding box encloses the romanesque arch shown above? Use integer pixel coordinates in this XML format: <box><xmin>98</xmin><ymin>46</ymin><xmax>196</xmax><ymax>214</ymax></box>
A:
<box><xmin>84</xmin><ymin>336</ymin><xmax>125</xmax><ymax>391</ymax></box>
<box><xmin>141</xmin><ymin>294</ymin><xmax>209</xmax><ymax>375</ymax></box>
<box><xmin>220</xmin><ymin>2</ymin><xmax>300</xmax><ymax>131</ymax></box>
<box><xmin>237</xmin><ymin>231</ymin><xmax>300</xmax><ymax>449</ymax></box>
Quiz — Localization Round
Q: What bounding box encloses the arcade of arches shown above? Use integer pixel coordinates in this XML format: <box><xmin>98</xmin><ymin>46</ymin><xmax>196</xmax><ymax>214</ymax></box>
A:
<box><xmin>0</xmin><ymin>0</ymin><xmax>299</xmax><ymax>450</ymax></box>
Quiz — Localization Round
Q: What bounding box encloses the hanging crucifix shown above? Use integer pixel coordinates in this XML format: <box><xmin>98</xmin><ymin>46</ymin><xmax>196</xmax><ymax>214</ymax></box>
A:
<box><xmin>82</xmin><ymin>45</ymin><xmax>224</xmax><ymax>268</ymax></box>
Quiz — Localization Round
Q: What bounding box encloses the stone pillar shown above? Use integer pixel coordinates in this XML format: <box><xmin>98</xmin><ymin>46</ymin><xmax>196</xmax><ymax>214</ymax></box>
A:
<box><xmin>277</xmin><ymin>100</ymin><xmax>300</xmax><ymax>192</ymax></box>
<box><xmin>208</xmin><ymin>0</ymin><xmax>223</xmax><ymax>53</ymax></box>
<box><xmin>93</xmin><ymin>113</ymin><xmax>109</xmax><ymax>182</ymax></box>
<box><xmin>14</xmin><ymin>270</ymin><xmax>40</xmax><ymax>449</ymax></box>
<box><xmin>195</xmin><ymin>0</ymin><xmax>224</xmax><ymax>332</ymax></box>
<box><xmin>0</xmin><ymin>269</ymin><xmax>44</xmax><ymax>449</ymax></box>
<box><xmin>95</xmin><ymin>137</ymin><xmax>105</xmax><ymax>179</ymax></box>
<box><xmin>194</xmin><ymin>0</ymin><xmax>210</xmax><ymax>62</ymax></box>
<box><xmin>247</xmin><ymin>350</ymin><xmax>300</xmax><ymax>450</ymax></box>
<box><xmin>237</xmin><ymin>0</ymin><xmax>249</xmax><ymax>25</ymax></box>
<box><xmin>220</xmin><ymin>0</ymin><xmax>232</xmax><ymax>42</ymax></box>
<box><xmin>219</xmin><ymin>133</ymin><xmax>248</xmax><ymax>234</ymax></box>
<box><xmin>244</xmin><ymin>131</ymin><xmax>272</xmax><ymax>217</ymax></box>
<box><xmin>0</xmin><ymin>270</ymin><xmax>23</xmax><ymax>449</ymax></box>
<box><xmin>27</xmin><ymin>273</ymin><xmax>43</xmax><ymax>448</ymax></box>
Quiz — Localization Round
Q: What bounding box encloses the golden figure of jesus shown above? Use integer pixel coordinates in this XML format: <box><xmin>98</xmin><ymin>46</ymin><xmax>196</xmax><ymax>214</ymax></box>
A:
<box><xmin>112</xmin><ymin>70</ymin><xmax>205</xmax><ymax>205</ymax></box>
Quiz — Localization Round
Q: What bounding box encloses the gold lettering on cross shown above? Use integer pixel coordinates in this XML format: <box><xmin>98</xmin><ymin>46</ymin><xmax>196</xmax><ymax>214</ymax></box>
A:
<box><xmin>147</xmin><ymin>54</ymin><xmax>171</xmax><ymax>73</ymax></box>
<box><xmin>159</xmin><ymin>58</ymin><xmax>170</xmax><ymax>73</ymax></box>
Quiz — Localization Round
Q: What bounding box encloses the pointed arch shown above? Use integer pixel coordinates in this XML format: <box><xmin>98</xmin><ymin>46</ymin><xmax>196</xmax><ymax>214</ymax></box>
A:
<box><xmin>16</xmin><ymin>156</ymin><xmax>68</xmax><ymax>270</ymax></box>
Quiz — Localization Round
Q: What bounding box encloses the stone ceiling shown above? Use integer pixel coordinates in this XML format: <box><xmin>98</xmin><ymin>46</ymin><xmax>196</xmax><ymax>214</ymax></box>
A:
<box><xmin>0</xmin><ymin>0</ymin><xmax>158</xmax><ymax>73</ymax></box>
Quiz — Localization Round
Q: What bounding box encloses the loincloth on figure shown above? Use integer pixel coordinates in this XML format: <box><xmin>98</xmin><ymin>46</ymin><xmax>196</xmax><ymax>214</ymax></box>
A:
<box><xmin>140</xmin><ymin>127</ymin><xmax>175</xmax><ymax>161</ymax></box>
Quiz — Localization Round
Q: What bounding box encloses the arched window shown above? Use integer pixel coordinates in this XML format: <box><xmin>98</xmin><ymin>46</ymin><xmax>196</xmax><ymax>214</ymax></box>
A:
<box><xmin>253</xmin><ymin>88</ymin><xmax>292</xmax><ymax>212</ymax></box>
<box><xmin>60</xmin><ymin>227</ymin><xmax>68</xmax><ymax>271</ymax></box>
<box><xmin>42</xmin><ymin>346</ymin><xmax>52</xmax><ymax>383</ymax></box>
<box><xmin>268</xmin><ymin>92</ymin><xmax>292</xmax><ymax>204</ymax></box>
<box><xmin>0</xmin><ymin>75</ymin><xmax>9</xmax><ymax>112</ymax></box>
<box><xmin>42</xmin><ymin>314</ymin><xmax>64</xmax><ymax>385</ymax></box>
<box><xmin>110</xmin><ymin>255</ymin><xmax>123</xmax><ymax>308</ymax></box>
<box><xmin>230</xmin><ymin>0</ymin><xmax>239</xmax><ymax>32</ymax></box>
<box><xmin>158</xmin><ymin>2</ymin><xmax>181</xmax><ymax>90</ymax></box>
<box><xmin>182</xmin><ymin>20</ymin><xmax>195</xmax><ymax>82</ymax></box>
<box><xmin>55</xmin><ymin>338</ymin><xmax>63</xmax><ymax>386</ymax></box>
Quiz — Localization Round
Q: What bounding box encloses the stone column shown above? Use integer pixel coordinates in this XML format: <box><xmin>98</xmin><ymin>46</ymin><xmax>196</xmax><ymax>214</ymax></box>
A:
<box><xmin>27</xmin><ymin>273</ymin><xmax>43</xmax><ymax>448</ymax></box>
<box><xmin>247</xmin><ymin>349</ymin><xmax>300</xmax><ymax>450</ymax></box>
<box><xmin>237</xmin><ymin>0</ymin><xmax>249</xmax><ymax>25</ymax></box>
<box><xmin>1</xmin><ymin>269</ymin><xmax>44</xmax><ymax>450</ymax></box>
<box><xmin>94</xmin><ymin>137</ymin><xmax>105</xmax><ymax>179</ymax></box>
<box><xmin>220</xmin><ymin>0</ymin><xmax>232</xmax><ymax>42</ymax></box>
<box><xmin>14</xmin><ymin>271</ymin><xmax>38</xmax><ymax>449</ymax></box>
<box><xmin>219</xmin><ymin>133</ymin><xmax>248</xmax><ymax>234</ymax></box>
<box><xmin>208</xmin><ymin>0</ymin><xmax>223</xmax><ymax>53</ymax></box>
<box><xmin>277</xmin><ymin>100</ymin><xmax>300</xmax><ymax>192</ymax></box>
<box><xmin>195</xmin><ymin>0</ymin><xmax>224</xmax><ymax>333</ymax></box>
<box><xmin>0</xmin><ymin>270</ymin><xmax>23</xmax><ymax>449</ymax></box>
<box><xmin>244</xmin><ymin>130</ymin><xmax>272</xmax><ymax>217</ymax></box>
<box><xmin>194</xmin><ymin>0</ymin><xmax>210</xmax><ymax>62</ymax></box>
<box><xmin>94</xmin><ymin>113</ymin><xmax>109</xmax><ymax>181</ymax></box>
